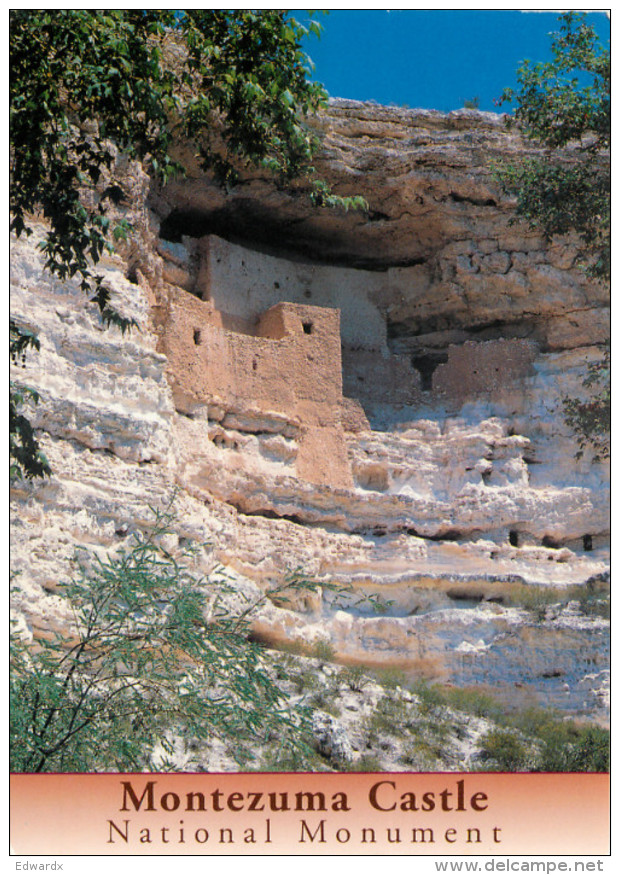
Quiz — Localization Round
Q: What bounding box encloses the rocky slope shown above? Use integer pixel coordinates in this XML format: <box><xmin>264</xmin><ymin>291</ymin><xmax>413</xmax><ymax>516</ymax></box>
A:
<box><xmin>10</xmin><ymin>102</ymin><xmax>610</xmax><ymax>749</ymax></box>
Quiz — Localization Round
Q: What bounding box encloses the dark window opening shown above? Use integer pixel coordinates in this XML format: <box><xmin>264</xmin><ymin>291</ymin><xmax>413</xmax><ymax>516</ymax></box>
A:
<box><xmin>411</xmin><ymin>352</ymin><xmax>449</xmax><ymax>392</ymax></box>
<box><xmin>583</xmin><ymin>534</ymin><xmax>593</xmax><ymax>552</ymax></box>
<box><xmin>542</xmin><ymin>535</ymin><xmax>560</xmax><ymax>549</ymax></box>
<box><xmin>509</xmin><ymin>530</ymin><xmax>519</xmax><ymax>547</ymax></box>
<box><xmin>302</xmin><ymin>321</ymin><xmax>313</xmax><ymax>335</ymax></box>
<box><xmin>304</xmin><ymin>289</ymin><xmax>312</xmax><ymax>299</ymax></box>
<box><xmin>252</xmin><ymin>359</ymin><xmax>258</xmax><ymax>371</ymax></box>
<box><xmin>193</xmin><ymin>329</ymin><xmax>202</xmax><ymax>345</ymax></box>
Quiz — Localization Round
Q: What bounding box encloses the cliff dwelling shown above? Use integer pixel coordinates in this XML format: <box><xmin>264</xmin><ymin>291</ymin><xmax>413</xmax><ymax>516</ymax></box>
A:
<box><xmin>10</xmin><ymin>100</ymin><xmax>609</xmax><ymax>741</ymax></box>
<box><xmin>159</xmin><ymin>232</ymin><xmax>539</xmax><ymax>489</ymax></box>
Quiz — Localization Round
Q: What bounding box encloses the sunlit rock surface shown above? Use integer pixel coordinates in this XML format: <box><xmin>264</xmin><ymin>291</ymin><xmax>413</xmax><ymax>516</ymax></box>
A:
<box><xmin>10</xmin><ymin>103</ymin><xmax>609</xmax><ymax>724</ymax></box>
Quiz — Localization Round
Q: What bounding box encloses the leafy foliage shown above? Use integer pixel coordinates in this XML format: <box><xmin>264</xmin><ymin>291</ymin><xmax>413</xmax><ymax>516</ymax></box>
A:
<box><xmin>410</xmin><ymin>682</ymin><xmax>609</xmax><ymax>773</ymax></box>
<box><xmin>9</xmin><ymin>320</ymin><xmax>51</xmax><ymax>480</ymax></box>
<box><xmin>9</xmin><ymin>9</ymin><xmax>367</xmax><ymax>478</ymax></box>
<box><xmin>496</xmin><ymin>12</ymin><xmax>609</xmax><ymax>277</ymax></box>
<box><xmin>10</xmin><ymin>504</ymin><xmax>320</xmax><ymax>773</ymax></box>
<box><xmin>10</xmin><ymin>9</ymin><xmax>363</xmax><ymax>306</ymax></box>
<box><xmin>495</xmin><ymin>12</ymin><xmax>609</xmax><ymax>457</ymax></box>
<box><xmin>563</xmin><ymin>346</ymin><xmax>610</xmax><ymax>460</ymax></box>
<box><xmin>537</xmin><ymin>724</ymin><xmax>610</xmax><ymax>773</ymax></box>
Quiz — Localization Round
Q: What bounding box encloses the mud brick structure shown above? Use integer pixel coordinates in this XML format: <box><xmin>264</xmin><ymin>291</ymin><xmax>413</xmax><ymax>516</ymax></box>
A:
<box><xmin>161</xmin><ymin>289</ymin><xmax>353</xmax><ymax>488</ymax></box>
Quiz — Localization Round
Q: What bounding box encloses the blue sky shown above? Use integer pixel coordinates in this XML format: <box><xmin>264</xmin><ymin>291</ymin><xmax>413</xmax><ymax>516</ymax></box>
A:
<box><xmin>301</xmin><ymin>10</ymin><xmax>610</xmax><ymax>113</ymax></box>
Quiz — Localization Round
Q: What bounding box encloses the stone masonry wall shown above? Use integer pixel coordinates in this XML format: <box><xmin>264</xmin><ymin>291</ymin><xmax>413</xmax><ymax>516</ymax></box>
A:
<box><xmin>160</xmin><ymin>288</ymin><xmax>353</xmax><ymax>488</ymax></box>
<box><xmin>159</xmin><ymin>234</ymin><xmax>548</xmax><ymax>419</ymax></box>
<box><xmin>194</xmin><ymin>233</ymin><xmax>389</xmax><ymax>352</ymax></box>
<box><xmin>434</xmin><ymin>339</ymin><xmax>538</xmax><ymax>404</ymax></box>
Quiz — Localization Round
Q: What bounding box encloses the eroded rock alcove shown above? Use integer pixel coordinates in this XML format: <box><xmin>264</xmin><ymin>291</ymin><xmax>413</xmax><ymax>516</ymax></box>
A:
<box><xmin>10</xmin><ymin>101</ymin><xmax>609</xmax><ymax>723</ymax></box>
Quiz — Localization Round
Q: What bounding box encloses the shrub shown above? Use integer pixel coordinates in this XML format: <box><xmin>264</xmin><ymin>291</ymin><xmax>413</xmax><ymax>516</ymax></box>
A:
<box><xmin>312</xmin><ymin>640</ymin><xmax>337</xmax><ymax>663</ymax></box>
<box><xmin>412</xmin><ymin>680</ymin><xmax>445</xmax><ymax>713</ymax></box>
<box><xmin>10</xmin><ymin>505</ymin><xmax>316</xmax><ymax>772</ymax></box>
<box><xmin>369</xmin><ymin>694</ymin><xmax>409</xmax><ymax>737</ymax></box>
<box><xmin>537</xmin><ymin>724</ymin><xmax>610</xmax><ymax>773</ymax></box>
<box><xmin>440</xmin><ymin>686</ymin><xmax>506</xmax><ymax>724</ymax></box>
<box><xmin>372</xmin><ymin>666</ymin><xmax>408</xmax><ymax>690</ymax></box>
<box><xmin>291</xmin><ymin>669</ymin><xmax>322</xmax><ymax>695</ymax></box>
<box><xmin>504</xmin><ymin>585</ymin><xmax>562</xmax><ymax>621</ymax></box>
<box><xmin>479</xmin><ymin>729</ymin><xmax>531</xmax><ymax>772</ymax></box>
<box><xmin>344</xmin><ymin>754</ymin><xmax>383</xmax><ymax>773</ymax></box>
<box><xmin>343</xmin><ymin>664</ymin><xmax>373</xmax><ymax>693</ymax></box>
<box><xmin>400</xmin><ymin>739</ymin><xmax>441</xmax><ymax>769</ymax></box>
<box><xmin>309</xmin><ymin>691</ymin><xmax>341</xmax><ymax>718</ymax></box>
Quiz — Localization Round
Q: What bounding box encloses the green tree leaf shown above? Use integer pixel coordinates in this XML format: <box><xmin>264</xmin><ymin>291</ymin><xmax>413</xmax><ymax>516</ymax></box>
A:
<box><xmin>9</xmin><ymin>10</ymin><xmax>366</xmax><ymax>478</ymax></box>
<box><xmin>495</xmin><ymin>12</ymin><xmax>609</xmax><ymax>457</ymax></box>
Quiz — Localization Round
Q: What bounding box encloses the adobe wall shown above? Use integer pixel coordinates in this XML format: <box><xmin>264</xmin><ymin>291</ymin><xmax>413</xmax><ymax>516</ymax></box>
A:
<box><xmin>343</xmin><ymin>339</ymin><xmax>538</xmax><ymax>411</ymax></box>
<box><xmin>433</xmin><ymin>339</ymin><xmax>538</xmax><ymax>404</ymax></box>
<box><xmin>195</xmin><ymin>234</ymin><xmax>389</xmax><ymax>352</ymax></box>
<box><xmin>160</xmin><ymin>288</ymin><xmax>354</xmax><ymax>488</ymax></box>
<box><xmin>159</xmin><ymin>232</ymin><xmax>541</xmax><ymax>489</ymax></box>
<box><xmin>342</xmin><ymin>348</ymin><xmax>423</xmax><ymax>407</ymax></box>
<box><xmin>158</xmin><ymin>235</ymin><xmax>545</xmax><ymax>416</ymax></box>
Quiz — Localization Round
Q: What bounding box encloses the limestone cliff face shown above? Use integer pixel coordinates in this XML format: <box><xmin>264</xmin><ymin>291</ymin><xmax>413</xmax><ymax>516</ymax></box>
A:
<box><xmin>10</xmin><ymin>103</ymin><xmax>609</xmax><ymax>722</ymax></box>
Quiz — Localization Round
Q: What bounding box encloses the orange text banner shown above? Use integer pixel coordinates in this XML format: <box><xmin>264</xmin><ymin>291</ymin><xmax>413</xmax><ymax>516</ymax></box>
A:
<box><xmin>10</xmin><ymin>772</ymin><xmax>610</xmax><ymax>856</ymax></box>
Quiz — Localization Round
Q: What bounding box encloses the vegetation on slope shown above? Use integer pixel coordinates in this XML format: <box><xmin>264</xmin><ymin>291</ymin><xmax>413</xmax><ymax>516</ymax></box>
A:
<box><xmin>496</xmin><ymin>12</ymin><xmax>610</xmax><ymax>459</ymax></box>
<box><xmin>10</xmin><ymin>505</ymin><xmax>609</xmax><ymax>773</ymax></box>
<box><xmin>10</xmin><ymin>503</ymin><xmax>319</xmax><ymax>772</ymax></box>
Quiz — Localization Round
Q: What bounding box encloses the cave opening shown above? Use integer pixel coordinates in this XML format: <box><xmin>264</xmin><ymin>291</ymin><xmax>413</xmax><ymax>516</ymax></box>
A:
<box><xmin>411</xmin><ymin>352</ymin><xmax>449</xmax><ymax>392</ymax></box>
<box><xmin>160</xmin><ymin>209</ymin><xmax>214</xmax><ymax>242</ymax></box>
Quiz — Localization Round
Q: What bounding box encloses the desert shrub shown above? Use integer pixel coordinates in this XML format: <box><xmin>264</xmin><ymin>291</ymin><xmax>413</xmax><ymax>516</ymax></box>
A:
<box><xmin>10</xmin><ymin>504</ymin><xmax>317</xmax><ymax>772</ymax></box>
<box><xmin>312</xmin><ymin>640</ymin><xmax>337</xmax><ymax>663</ymax></box>
<box><xmin>308</xmin><ymin>691</ymin><xmax>341</xmax><ymax>718</ymax></box>
<box><xmin>260</xmin><ymin>744</ymin><xmax>324</xmax><ymax>773</ymax></box>
<box><xmin>412</xmin><ymin>680</ymin><xmax>445</xmax><ymax>714</ymax></box>
<box><xmin>503</xmin><ymin>579</ymin><xmax>610</xmax><ymax>622</ymax></box>
<box><xmin>572</xmin><ymin>579</ymin><xmax>610</xmax><ymax>620</ymax></box>
<box><xmin>505</xmin><ymin>585</ymin><xmax>562</xmax><ymax>621</ymax></box>
<box><xmin>400</xmin><ymin>738</ymin><xmax>442</xmax><ymax>769</ymax></box>
<box><xmin>343</xmin><ymin>664</ymin><xmax>373</xmax><ymax>692</ymax></box>
<box><xmin>275</xmin><ymin>640</ymin><xmax>311</xmax><ymax>657</ymax></box>
<box><xmin>479</xmin><ymin>729</ymin><xmax>532</xmax><ymax>772</ymax></box>
<box><xmin>369</xmin><ymin>694</ymin><xmax>410</xmax><ymax>738</ymax></box>
<box><xmin>344</xmin><ymin>754</ymin><xmax>383</xmax><ymax>773</ymax></box>
<box><xmin>536</xmin><ymin>724</ymin><xmax>610</xmax><ymax>773</ymax></box>
<box><xmin>371</xmin><ymin>666</ymin><xmax>408</xmax><ymax>690</ymax></box>
<box><xmin>291</xmin><ymin>669</ymin><xmax>322</xmax><ymax>695</ymax></box>
<box><xmin>440</xmin><ymin>686</ymin><xmax>506</xmax><ymax>723</ymax></box>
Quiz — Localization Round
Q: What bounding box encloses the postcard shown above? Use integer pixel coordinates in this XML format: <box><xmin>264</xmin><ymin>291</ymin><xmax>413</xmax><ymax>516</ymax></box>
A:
<box><xmin>9</xmin><ymin>7</ymin><xmax>610</xmax><ymax>864</ymax></box>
